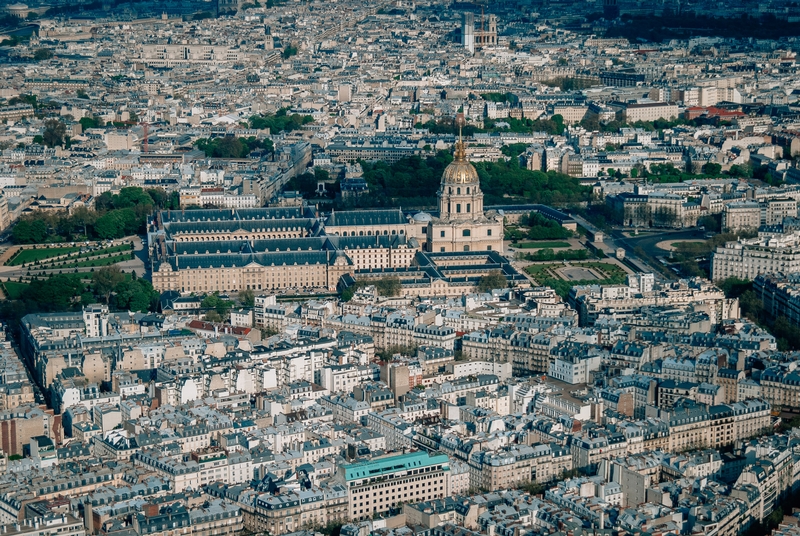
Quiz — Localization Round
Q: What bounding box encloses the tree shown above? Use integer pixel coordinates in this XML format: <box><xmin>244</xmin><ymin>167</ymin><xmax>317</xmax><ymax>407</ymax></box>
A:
<box><xmin>71</xmin><ymin>206</ymin><xmax>97</xmax><ymax>238</ymax></box>
<box><xmin>282</xmin><ymin>44</ymin><xmax>298</xmax><ymax>59</ymax></box>
<box><xmin>525</xmin><ymin>213</ymin><xmax>572</xmax><ymax>240</ymax></box>
<box><xmin>33</xmin><ymin>48</ymin><xmax>54</xmax><ymax>61</ymax></box>
<box><xmin>42</xmin><ymin>119</ymin><xmax>66</xmax><ymax>148</ymax></box>
<box><xmin>727</xmin><ymin>163</ymin><xmax>751</xmax><ymax>178</ymax></box>
<box><xmin>239</xmin><ymin>289</ymin><xmax>255</xmax><ymax>307</ymax></box>
<box><xmin>501</xmin><ymin>143</ymin><xmax>528</xmax><ymax>158</ymax></box>
<box><xmin>145</xmin><ymin>188</ymin><xmax>169</xmax><ymax>208</ymax></box>
<box><xmin>12</xmin><ymin>219</ymin><xmax>48</xmax><ymax>244</ymax></box>
<box><xmin>702</xmin><ymin>162</ymin><xmax>722</xmax><ymax>175</ymax></box>
<box><xmin>206</xmin><ymin>311</ymin><xmax>223</xmax><ymax>323</ymax></box>
<box><xmin>718</xmin><ymin>277</ymin><xmax>753</xmax><ymax>299</ymax></box>
<box><xmin>114</xmin><ymin>187</ymin><xmax>157</xmax><ymax>209</ymax></box>
<box><xmin>375</xmin><ymin>277</ymin><xmax>402</xmax><ymax>297</ymax></box>
<box><xmin>202</xmin><ymin>292</ymin><xmax>233</xmax><ymax>319</ymax></box>
<box><xmin>478</xmin><ymin>270</ymin><xmax>507</xmax><ymax>293</ymax></box>
<box><xmin>94</xmin><ymin>208</ymin><xmax>139</xmax><ymax>239</ymax></box>
<box><xmin>249</xmin><ymin>110</ymin><xmax>313</xmax><ymax>133</ymax></box>
<box><xmin>698</xmin><ymin>214</ymin><xmax>721</xmax><ymax>233</ymax></box>
<box><xmin>739</xmin><ymin>290</ymin><xmax>765</xmax><ymax>323</ymax></box>
<box><xmin>22</xmin><ymin>274</ymin><xmax>85</xmax><ymax>311</ymax></box>
<box><xmin>79</xmin><ymin>116</ymin><xmax>103</xmax><ymax>129</ymax></box>
<box><xmin>93</xmin><ymin>266</ymin><xmax>125</xmax><ymax>304</ymax></box>
<box><xmin>114</xmin><ymin>279</ymin><xmax>158</xmax><ymax>312</ymax></box>
<box><xmin>341</xmin><ymin>286</ymin><xmax>356</xmax><ymax>302</ymax></box>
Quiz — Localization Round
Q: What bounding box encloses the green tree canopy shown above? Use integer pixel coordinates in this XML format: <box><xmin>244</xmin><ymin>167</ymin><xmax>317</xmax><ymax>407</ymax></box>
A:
<box><xmin>42</xmin><ymin>119</ymin><xmax>66</xmax><ymax>147</ymax></box>
<box><xmin>114</xmin><ymin>279</ymin><xmax>158</xmax><ymax>312</ymax></box>
<box><xmin>194</xmin><ymin>136</ymin><xmax>272</xmax><ymax>158</ymax></box>
<box><xmin>239</xmin><ymin>289</ymin><xmax>255</xmax><ymax>307</ymax></box>
<box><xmin>202</xmin><ymin>292</ymin><xmax>234</xmax><ymax>318</ymax></box>
<box><xmin>93</xmin><ymin>266</ymin><xmax>125</xmax><ymax>304</ymax></box>
<box><xmin>22</xmin><ymin>274</ymin><xmax>85</xmax><ymax>311</ymax></box>
<box><xmin>477</xmin><ymin>270</ymin><xmax>507</xmax><ymax>293</ymax></box>
<box><xmin>375</xmin><ymin>277</ymin><xmax>402</xmax><ymax>297</ymax></box>
<box><xmin>79</xmin><ymin>116</ymin><xmax>103</xmax><ymax>129</ymax></box>
<box><xmin>33</xmin><ymin>48</ymin><xmax>53</xmax><ymax>61</ymax></box>
<box><xmin>249</xmin><ymin>109</ymin><xmax>313</xmax><ymax>133</ymax></box>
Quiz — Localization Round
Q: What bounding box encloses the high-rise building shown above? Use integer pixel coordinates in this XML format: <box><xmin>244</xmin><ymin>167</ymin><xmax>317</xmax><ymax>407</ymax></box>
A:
<box><xmin>461</xmin><ymin>12</ymin><xmax>474</xmax><ymax>54</ymax></box>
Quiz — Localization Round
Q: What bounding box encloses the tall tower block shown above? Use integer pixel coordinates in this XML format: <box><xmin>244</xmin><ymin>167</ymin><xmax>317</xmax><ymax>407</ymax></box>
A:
<box><xmin>462</xmin><ymin>12</ymin><xmax>475</xmax><ymax>54</ymax></box>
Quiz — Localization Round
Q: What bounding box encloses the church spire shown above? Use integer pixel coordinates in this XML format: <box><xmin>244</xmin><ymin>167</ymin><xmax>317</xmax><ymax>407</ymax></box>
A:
<box><xmin>454</xmin><ymin>112</ymin><xmax>466</xmax><ymax>162</ymax></box>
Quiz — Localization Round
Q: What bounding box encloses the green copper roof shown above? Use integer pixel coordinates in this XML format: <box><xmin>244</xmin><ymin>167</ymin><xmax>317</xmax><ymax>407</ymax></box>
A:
<box><xmin>343</xmin><ymin>451</ymin><xmax>449</xmax><ymax>482</ymax></box>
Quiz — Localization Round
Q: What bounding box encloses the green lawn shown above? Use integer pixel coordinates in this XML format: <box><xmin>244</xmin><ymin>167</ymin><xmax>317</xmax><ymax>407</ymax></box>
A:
<box><xmin>572</xmin><ymin>261</ymin><xmax>627</xmax><ymax>280</ymax></box>
<box><xmin>7</xmin><ymin>246</ymin><xmax>81</xmax><ymax>266</ymax></box>
<box><xmin>525</xmin><ymin>261</ymin><xmax>628</xmax><ymax>298</ymax></box>
<box><xmin>515</xmin><ymin>241</ymin><xmax>572</xmax><ymax>249</ymax></box>
<box><xmin>671</xmin><ymin>240</ymin><xmax>705</xmax><ymax>249</ymax></box>
<box><xmin>68</xmin><ymin>253</ymin><xmax>132</xmax><ymax>268</ymax></box>
<box><xmin>36</xmin><ymin>253</ymin><xmax>132</xmax><ymax>270</ymax></box>
<box><xmin>2</xmin><ymin>281</ymin><xmax>29</xmax><ymax>299</ymax></box>
<box><xmin>35</xmin><ymin>244</ymin><xmax>132</xmax><ymax>266</ymax></box>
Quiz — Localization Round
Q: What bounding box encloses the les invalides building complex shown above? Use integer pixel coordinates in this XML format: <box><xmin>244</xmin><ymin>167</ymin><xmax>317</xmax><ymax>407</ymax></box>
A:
<box><xmin>149</xmin><ymin>134</ymin><xmax>519</xmax><ymax>297</ymax></box>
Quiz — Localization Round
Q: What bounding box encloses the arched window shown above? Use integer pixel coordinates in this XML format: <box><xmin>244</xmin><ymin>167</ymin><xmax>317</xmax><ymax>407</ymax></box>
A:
<box><xmin>456</xmin><ymin>204</ymin><xmax>461</xmax><ymax>213</ymax></box>
<box><xmin>464</xmin><ymin>245</ymin><xmax>470</xmax><ymax>251</ymax></box>
<box><xmin>467</xmin><ymin>204</ymin><xmax>471</xmax><ymax>213</ymax></box>
<box><xmin>457</xmin><ymin>187</ymin><xmax>461</xmax><ymax>194</ymax></box>
<box><xmin>467</xmin><ymin>187</ymin><xmax>470</xmax><ymax>194</ymax></box>
<box><xmin>449</xmin><ymin>187</ymin><xmax>452</xmax><ymax>194</ymax></box>
<box><xmin>462</xmin><ymin>229</ymin><xmax>471</xmax><ymax>237</ymax></box>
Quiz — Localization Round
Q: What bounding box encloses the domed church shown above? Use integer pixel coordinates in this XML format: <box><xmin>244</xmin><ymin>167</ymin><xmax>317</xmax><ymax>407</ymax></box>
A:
<box><xmin>424</xmin><ymin>122</ymin><xmax>504</xmax><ymax>253</ymax></box>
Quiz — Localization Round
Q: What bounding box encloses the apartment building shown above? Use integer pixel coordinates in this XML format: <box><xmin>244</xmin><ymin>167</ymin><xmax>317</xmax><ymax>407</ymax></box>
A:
<box><xmin>764</xmin><ymin>198</ymin><xmax>798</xmax><ymax>226</ymax></box>
<box><xmin>755</xmin><ymin>273</ymin><xmax>800</xmax><ymax>332</ymax></box>
<box><xmin>249</xmin><ymin>485</ymin><xmax>348</xmax><ymax>534</ymax></box>
<box><xmin>140</xmin><ymin>44</ymin><xmax>243</xmax><ymax>67</ymax></box>
<box><xmin>338</xmin><ymin>451</ymin><xmax>450</xmax><ymax>520</ymax></box>
<box><xmin>2</xmin><ymin>515</ymin><xmax>84</xmax><ymax>536</ymax></box>
<box><xmin>722</xmin><ymin>202</ymin><xmax>761</xmax><ymax>232</ymax></box>
<box><xmin>467</xmin><ymin>443</ymin><xmax>572</xmax><ymax>491</ymax></box>
<box><xmin>711</xmin><ymin>233</ymin><xmax>800</xmax><ymax>282</ymax></box>
<box><xmin>663</xmin><ymin>399</ymin><xmax>771</xmax><ymax>452</ymax></box>
<box><xmin>610</xmin><ymin>102</ymin><xmax>680</xmax><ymax>122</ymax></box>
<box><xmin>571</xmin><ymin>278</ymin><xmax>736</xmax><ymax>327</ymax></box>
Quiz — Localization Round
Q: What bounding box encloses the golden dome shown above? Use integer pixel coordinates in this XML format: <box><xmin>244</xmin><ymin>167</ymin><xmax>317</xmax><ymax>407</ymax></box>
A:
<box><xmin>442</xmin><ymin>139</ymin><xmax>479</xmax><ymax>184</ymax></box>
